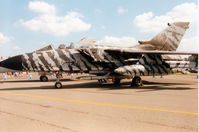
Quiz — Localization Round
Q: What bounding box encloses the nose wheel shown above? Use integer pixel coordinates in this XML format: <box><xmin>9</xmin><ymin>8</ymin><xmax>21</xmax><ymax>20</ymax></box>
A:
<box><xmin>131</xmin><ymin>76</ymin><xmax>143</xmax><ymax>87</ymax></box>
<box><xmin>55</xmin><ymin>82</ymin><xmax>62</xmax><ymax>88</ymax></box>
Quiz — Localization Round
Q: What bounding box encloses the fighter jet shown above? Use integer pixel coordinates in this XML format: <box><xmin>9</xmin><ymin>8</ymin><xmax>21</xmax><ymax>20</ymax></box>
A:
<box><xmin>0</xmin><ymin>22</ymin><xmax>197</xmax><ymax>88</ymax></box>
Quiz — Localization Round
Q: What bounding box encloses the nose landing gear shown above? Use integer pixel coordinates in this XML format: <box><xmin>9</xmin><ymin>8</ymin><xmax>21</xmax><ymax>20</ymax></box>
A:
<box><xmin>54</xmin><ymin>72</ymin><xmax>63</xmax><ymax>88</ymax></box>
<box><xmin>55</xmin><ymin>81</ymin><xmax>62</xmax><ymax>89</ymax></box>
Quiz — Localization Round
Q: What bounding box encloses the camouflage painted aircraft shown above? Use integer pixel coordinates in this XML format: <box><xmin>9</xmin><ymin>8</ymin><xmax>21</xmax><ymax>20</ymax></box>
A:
<box><xmin>0</xmin><ymin>22</ymin><xmax>198</xmax><ymax>88</ymax></box>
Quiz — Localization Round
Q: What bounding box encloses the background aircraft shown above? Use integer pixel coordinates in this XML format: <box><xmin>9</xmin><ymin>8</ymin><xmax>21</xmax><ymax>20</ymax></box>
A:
<box><xmin>0</xmin><ymin>22</ymin><xmax>197</xmax><ymax>88</ymax></box>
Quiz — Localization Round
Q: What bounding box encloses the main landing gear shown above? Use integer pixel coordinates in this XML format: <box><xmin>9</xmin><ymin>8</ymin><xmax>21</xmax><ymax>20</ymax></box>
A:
<box><xmin>54</xmin><ymin>72</ymin><xmax>63</xmax><ymax>88</ymax></box>
<box><xmin>112</xmin><ymin>76</ymin><xmax>143</xmax><ymax>87</ymax></box>
<box><xmin>112</xmin><ymin>75</ymin><xmax>121</xmax><ymax>86</ymax></box>
<box><xmin>131</xmin><ymin>76</ymin><xmax>143</xmax><ymax>87</ymax></box>
<box><xmin>113</xmin><ymin>78</ymin><xmax>121</xmax><ymax>86</ymax></box>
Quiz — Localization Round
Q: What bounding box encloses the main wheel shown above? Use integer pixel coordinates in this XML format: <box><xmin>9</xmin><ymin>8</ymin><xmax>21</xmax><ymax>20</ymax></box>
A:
<box><xmin>40</xmin><ymin>76</ymin><xmax>48</xmax><ymax>82</ymax></box>
<box><xmin>55</xmin><ymin>82</ymin><xmax>62</xmax><ymax>88</ymax></box>
<box><xmin>131</xmin><ymin>76</ymin><xmax>142</xmax><ymax>87</ymax></box>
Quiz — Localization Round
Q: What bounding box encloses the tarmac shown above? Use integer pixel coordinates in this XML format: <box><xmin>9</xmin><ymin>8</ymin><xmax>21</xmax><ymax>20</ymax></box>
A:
<box><xmin>0</xmin><ymin>74</ymin><xmax>198</xmax><ymax>132</ymax></box>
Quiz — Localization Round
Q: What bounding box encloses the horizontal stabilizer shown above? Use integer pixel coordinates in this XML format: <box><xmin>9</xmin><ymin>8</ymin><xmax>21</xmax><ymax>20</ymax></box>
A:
<box><xmin>138</xmin><ymin>40</ymin><xmax>151</xmax><ymax>44</ymax></box>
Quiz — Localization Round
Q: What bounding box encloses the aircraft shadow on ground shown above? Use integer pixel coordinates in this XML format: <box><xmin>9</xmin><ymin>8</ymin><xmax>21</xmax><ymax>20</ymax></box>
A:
<box><xmin>0</xmin><ymin>80</ymin><xmax>194</xmax><ymax>91</ymax></box>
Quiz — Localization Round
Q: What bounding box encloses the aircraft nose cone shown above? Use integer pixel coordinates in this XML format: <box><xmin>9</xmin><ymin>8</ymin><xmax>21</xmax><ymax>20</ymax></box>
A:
<box><xmin>0</xmin><ymin>55</ymin><xmax>23</xmax><ymax>71</ymax></box>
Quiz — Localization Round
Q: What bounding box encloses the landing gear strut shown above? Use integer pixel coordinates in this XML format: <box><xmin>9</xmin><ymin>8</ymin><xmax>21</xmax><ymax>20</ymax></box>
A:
<box><xmin>131</xmin><ymin>76</ymin><xmax>143</xmax><ymax>87</ymax></box>
<box><xmin>54</xmin><ymin>72</ymin><xmax>62</xmax><ymax>88</ymax></box>
<box><xmin>114</xmin><ymin>78</ymin><xmax>121</xmax><ymax>86</ymax></box>
<box><xmin>112</xmin><ymin>75</ymin><xmax>121</xmax><ymax>86</ymax></box>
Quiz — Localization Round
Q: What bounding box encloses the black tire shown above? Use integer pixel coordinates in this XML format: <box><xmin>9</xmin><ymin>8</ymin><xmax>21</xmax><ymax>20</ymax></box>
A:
<box><xmin>55</xmin><ymin>82</ymin><xmax>62</xmax><ymax>89</ymax></box>
<box><xmin>131</xmin><ymin>76</ymin><xmax>142</xmax><ymax>87</ymax></box>
<box><xmin>40</xmin><ymin>76</ymin><xmax>48</xmax><ymax>82</ymax></box>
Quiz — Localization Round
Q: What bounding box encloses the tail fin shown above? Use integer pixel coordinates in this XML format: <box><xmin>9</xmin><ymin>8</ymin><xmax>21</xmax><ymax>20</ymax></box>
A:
<box><xmin>138</xmin><ymin>22</ymin><xmax>190</xmax><ymax>51</ymax></box>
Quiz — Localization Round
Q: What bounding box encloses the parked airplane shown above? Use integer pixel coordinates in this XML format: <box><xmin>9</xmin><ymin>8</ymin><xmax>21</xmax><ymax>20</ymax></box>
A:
<box><xmin>0</xmin><ymin>22</ymin><xmax>197</xmax><ymax>88</ymax></box>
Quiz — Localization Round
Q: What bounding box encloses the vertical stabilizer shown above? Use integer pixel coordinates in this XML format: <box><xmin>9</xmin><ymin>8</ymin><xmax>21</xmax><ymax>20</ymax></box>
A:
<box><xmin>138</xmin><ymin>22</ymin><xmax>189</xmax><ymax>51</ymax></box>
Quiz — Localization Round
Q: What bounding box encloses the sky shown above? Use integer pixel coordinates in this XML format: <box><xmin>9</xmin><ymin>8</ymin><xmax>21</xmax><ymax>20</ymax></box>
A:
<box><xmin>0</xmin><ymin>0</ymin><xmax>198</xmax><ymax>58</ymax></box>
